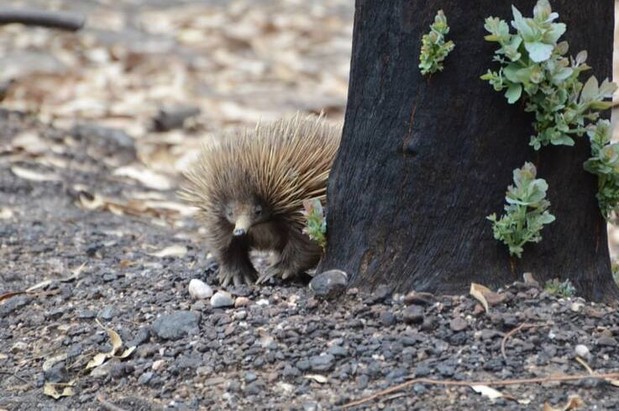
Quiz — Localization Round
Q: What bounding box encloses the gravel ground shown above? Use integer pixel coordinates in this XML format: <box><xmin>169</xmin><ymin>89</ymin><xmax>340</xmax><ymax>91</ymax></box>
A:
<box><xmin>2</xmin><ymin>1</ymin><xmax>619</xmax><ymax>410</ymax></box>
<box><xmin>1</xmin><ymin>110</ymin><xmax>619</xmax><ymax>410</ymax></box>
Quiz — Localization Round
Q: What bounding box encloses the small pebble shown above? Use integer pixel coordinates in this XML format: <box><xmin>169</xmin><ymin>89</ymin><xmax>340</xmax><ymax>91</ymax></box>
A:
<box><xmin>234</xmin><ymin>296</ymin><xmax>250</xmax><ymax>307</ymax></box>
<box><xmin>309</xmin><ymin>354</ymin><xmax>335</xmax><ymax>372</ymax></box>
<box><xmin>570</xmin><ymin>301</ymin><xmax>585</xmax><ymax>312</ymax></box>
<box><xmin>152</xmin><ymin>359</ymin><xmax>166</xmax><ymax>371</ymax></box>
<box><xmin>210</xmin><ymin>291</ymin><xmax>234</xmax><ymax>308</ymax></box>
<box><xmin>188</xmin><ymin>279</ymin><xmax>213</xmax><ymax>300</ymax></box>
<box><xmin>574</xmin><ymin>344</ymin><xmax>590</xmax><ymax>359</ymax></box>
<box><xmin>402</xmin><ymin>305</ymin><xmax>424</xmax><ymax>324</ymax></box>
<box><xmin>309</xmin><ymin>269</ymin><xmax>348</xmax><ymax>300</ymax></box>
<box><xmin>597</xmin><ymin>335</ymin><xmax>618</xmax><ymax>347</ymax></box>
<box><xmin>449</xmin><ymin>317</ymin><xmax>468</xmax><ymax>332</ymax></box>
<box><xmin>151</xmin><ymin>311</ymin><xmax>201</xmax><ymax>340</ymax></box>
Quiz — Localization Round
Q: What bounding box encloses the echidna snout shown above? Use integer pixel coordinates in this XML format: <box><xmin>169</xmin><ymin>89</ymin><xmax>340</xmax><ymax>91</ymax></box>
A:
<box><xmin>225</xmin><ymin>201</ymin><xmax>269</xmax><ymax>237</ymax></box>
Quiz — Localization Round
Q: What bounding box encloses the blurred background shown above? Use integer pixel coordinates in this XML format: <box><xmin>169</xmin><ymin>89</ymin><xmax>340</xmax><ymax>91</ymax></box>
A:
<box><xmin>1</xmin><ymin>0</ymin><xmax>619</xmax><ymax>259</ymax></box>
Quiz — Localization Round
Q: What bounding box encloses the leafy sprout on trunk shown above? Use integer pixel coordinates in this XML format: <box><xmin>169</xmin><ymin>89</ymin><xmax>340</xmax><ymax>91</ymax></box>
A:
<box><xmin>419</xmin><ymin>10</ymin><xmax>455</xmax><ymax>76</ymax></box>
<box><xmin>487</xmin><ymin>162</ymin><xmax>555</xmax><ymax>258</ymax></box>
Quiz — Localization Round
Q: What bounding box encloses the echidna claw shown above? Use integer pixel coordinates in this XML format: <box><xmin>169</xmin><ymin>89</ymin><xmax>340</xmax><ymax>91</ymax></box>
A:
<box><xmin>257</xmin><ymin>266</ymin><xmax>281</xmax><ymax>284</ymax></box>
<box><xmin>217</xmin><ymin>266</ymin><xmax>257</xmax><ymax>287</ymax></box>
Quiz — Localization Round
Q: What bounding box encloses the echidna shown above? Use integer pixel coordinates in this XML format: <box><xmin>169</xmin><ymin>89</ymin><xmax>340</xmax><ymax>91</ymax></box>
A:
<box><xmin>180</xmin><ymin>113</ymin><xmax>341</xmax><ymax>287</ymax></box>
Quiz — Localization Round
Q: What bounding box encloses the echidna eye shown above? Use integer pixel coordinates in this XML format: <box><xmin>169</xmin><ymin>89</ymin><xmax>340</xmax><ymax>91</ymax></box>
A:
<box><xmin>254</xmin><ymin>205</ymin><xmax>262</xmax><ymax>216</ymax></box>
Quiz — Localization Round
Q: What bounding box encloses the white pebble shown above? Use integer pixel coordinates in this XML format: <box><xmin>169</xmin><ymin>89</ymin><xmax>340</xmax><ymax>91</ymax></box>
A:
<box><xmin>570</xmin><ymin>301</ymin><xmax>585</xmax><ymax>312</ymax></box>
<box><xmin>188</xmin><ymin>279</ymin><xmax>213</xmax><ymax>300</ymax></box>
<box><xmin>152</xmin><ymin>359</ymin><xmax>166</xmax><ymax>371</ymax></box>
<box><xmin>575</xmin><ymin>344</ymin><xmax>590</xmax><ymax>359</ymax></box>
<box><xmin>210</xmin><ymin>290</ymin><xmax>234</xmax><ymax>308</ymax></box>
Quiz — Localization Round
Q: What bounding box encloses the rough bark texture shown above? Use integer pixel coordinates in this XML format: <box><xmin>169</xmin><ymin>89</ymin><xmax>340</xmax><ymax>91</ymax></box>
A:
<box><xmin>320</xmin><ymin>0</ymin><xmax>619</xmax><ymax>302</ymax></box>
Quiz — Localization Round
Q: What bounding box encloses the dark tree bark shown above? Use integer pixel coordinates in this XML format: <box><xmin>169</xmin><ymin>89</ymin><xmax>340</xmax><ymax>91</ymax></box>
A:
<box><xmin>320</xmin><ymin>0</ymin><xmax>619</xmax><ymax>302</ymax></box>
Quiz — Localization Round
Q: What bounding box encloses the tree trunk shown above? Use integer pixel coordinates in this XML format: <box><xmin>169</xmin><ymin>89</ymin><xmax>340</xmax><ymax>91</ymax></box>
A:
<box><xmin>319</xmin><ymin>0</ymin><xmax>619</xmax><ymax>302</ymax></box>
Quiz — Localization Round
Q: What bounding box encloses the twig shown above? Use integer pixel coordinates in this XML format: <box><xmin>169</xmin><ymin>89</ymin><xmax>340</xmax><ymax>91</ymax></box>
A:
<box><xmin>0</xmin><ymin>9</ymin><xmax>85</xmax><ymax>31</ymax></box>
<box><xmin>341</xmin><ymin>372</ymin><xmax>619</xmax><ymax>409</ymax></box>
<box><xmin>501</xmin><ymin>322</ymin><xmax>550</xmax><ymax>360</ymax></box>
<box><xmin>96</xmin><ymin>394</ymin><xmax>129</xmax><ymax>411</ymax></box>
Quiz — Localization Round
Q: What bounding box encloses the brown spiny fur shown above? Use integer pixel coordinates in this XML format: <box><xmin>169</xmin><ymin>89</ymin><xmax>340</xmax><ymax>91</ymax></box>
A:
<box><xmin>179</xmin><ymin>113</ymin><xmax>341</xmax><ymax>286</ymax></box>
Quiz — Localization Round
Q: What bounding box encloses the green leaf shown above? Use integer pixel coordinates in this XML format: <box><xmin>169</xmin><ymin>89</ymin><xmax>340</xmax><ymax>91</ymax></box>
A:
<box><xmin>538</xmin><ymin>212</ymin><xmax>556</xmax><ymax>224</ymax></box>
<box><xmin>505</xmin><ymin>84</ymin><xmax>523</xmax><ymax>104</ymax></box>
<box><xmin>524</xmin><ymin>41</ymin><xmax>553</xmax><ymax>62</ymax></box>
<box><xmin>574</xmin><ymin>50</ymin><xmax>587</xmax><ymax>65</ymax></box>
<box><xmin>550</xmin><ymin>135</ymin><xmax>574</xmax><ymax>146</ymax></box>
<box><xmin>533</xmin><ymin>0</ymin><xmax>552</xmax><ymax>21</ymax></box>
<box><xmin>580</xmin><ymin>76</ymin><xmax>599</xmax><ymax>102</ymax></box>
<box><xmin>542</xmin><ymin>22</ymin><xmax>566</xmax><ymax>44</ymax></box>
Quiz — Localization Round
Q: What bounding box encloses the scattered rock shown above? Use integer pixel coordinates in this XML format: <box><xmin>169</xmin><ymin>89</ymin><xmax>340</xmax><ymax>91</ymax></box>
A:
<box><xmin>0</xmin><ymin>295</ymin><xmax>30</xmax><ymax>316</ymax></box>
<box><xmin>188</xmin><ymin>279</ymin><xmax>213</xmax><ymax>299</ymax></box>
<box><xmin>234</xmin><ymin>296</ymin><xmax>250</xmax><ymax>307</ymax></box>
<box><xmin>210</xmin><ymin>291</ymin><xmax>234</xmax><ymax>308</ymax></box>
<box><xmin>98</xmin><ymin>305</ymin><xmax>116</xmax><ymax>320</ymax></box>
<box><xmin>402</xmin><ymin>305</ymin><xmax>424</xmax><ymax>324</ymax></box>
<box><xmin>309</xmin><ymin>269</ymin><xmax>347</xmax><ymax>300</ymax></box>
<box><xmin>403</xmin><ymin>291</ymin><xmax>436</xmax><ymax>306</ymax></box>
<box><xmin>366</xmin><ymin>284</ymin><xmax>393</xmax><ymax>304</ymax></box>
<box><xmin>379</xmin><ymin>310</ymin><xmax>396</xmax><ymax>326</ymax></box>
<box><xmin>309</xmin><ymin>354</ymin><xmax>335</xmax><ymax>372</ymax></box>
<box><xmin>449</xmin><ymin>317</ymin><xmax>468</xmax><ymax>332</ymax></box>
<box><xmin>597</xmin><ymin>335</ymin><xmax>618</xmax><ymax>347</ymax></box>
<box><xmin>151</xmin><ymin>311</ymin><xmax>200</xmax><ymax>340</ymax></box>
<box><xmin>574</xmin><ymin>344</ymin><xmax>591</xmax><ymax>359</ymax></box>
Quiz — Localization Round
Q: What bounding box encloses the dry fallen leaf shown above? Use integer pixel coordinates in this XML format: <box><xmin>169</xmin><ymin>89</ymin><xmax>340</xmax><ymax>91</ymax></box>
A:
<box><xmin>118</xmin><ymin>346</ymin><xmax>136</xmax><ymax>359</ymax></box>
<box><xmin>469</xmin><ymin>283</ymin><xmax>491</xmax><ymax>313</ymax></box>
<box><xmin>43</xmin><ymin>382</ymin><xmax>75</xmax><ymax>399</ymax></box>
<box><xmin>11</xmin><ymin>165</ymin><xmax>62</xmax><ymax>182</ymax></box>
<box><xmin>304</xmin><ymin>374</ymin><xmax>328</xmax><ymax>384</ymax></box>
<box><xmin>113</xmin><ymin>165</ymin><xmax>173</xmax><ymax>190</ymax></box>
<box><xmin>470</xmin><ymin>384</ymin><xmax>504</xmax><ymax>399</ymax></box>
<box><xmin>11</xmin><ymin>131</ymin><xmax>50</xmax><ymax>155</ymax></box>
<box><xmin>86</xmin><ymin>319</ymin><xmax>136</xmax><ymax>370</ymax></box>
<box><xmin>86</xmin><ymin>352</ymin><xmax>110</xmax><ymax>370</ymax></box>
<box><xmin>147</xmin><ymin>245</ymin><xmax>188</xmax><ymax>258</ymax></box>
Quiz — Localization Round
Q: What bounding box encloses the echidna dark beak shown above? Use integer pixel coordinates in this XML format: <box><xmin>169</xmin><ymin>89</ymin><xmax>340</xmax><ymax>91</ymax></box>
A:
<box><xmin>233</xmin><ymin>228</ymin><xmax>246</xmax><ymax>236</ymax></box>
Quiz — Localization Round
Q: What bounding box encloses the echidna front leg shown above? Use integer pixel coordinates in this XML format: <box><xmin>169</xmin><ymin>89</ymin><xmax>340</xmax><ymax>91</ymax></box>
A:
<box><xmin>257</xmin><ymin>227</ymin><xmax>322</xmax><ymax>283</ymax></box>
<box><xmin>216</xmin><ymin>237</ymin><xmax>258</xmax><ymax>287</ymax></box>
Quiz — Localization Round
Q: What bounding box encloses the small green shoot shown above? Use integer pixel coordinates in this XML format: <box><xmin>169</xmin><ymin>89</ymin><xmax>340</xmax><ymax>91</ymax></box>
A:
<box><xmin>419</xmin><ymin>10</ymin><xmax>455</xmax><ymax>76</ymax></box>
<box><xmin>487</xmin><ymin>162</ymin><xmax>555</xmax><ymax>258</ymax></box>
<box><xmin>583</xmin><ymin>120</ymin><xmax>619</xmax><ymax>219</ymax></box>
<box><xmin>544</xmin><ymin>278</ymin><xmax>576</xmax><ymax>298</ymax></box>
<box><xmin>302</xmin><ymin>198</ymin><xmax>327</xmax><ymax>249</ymax></box>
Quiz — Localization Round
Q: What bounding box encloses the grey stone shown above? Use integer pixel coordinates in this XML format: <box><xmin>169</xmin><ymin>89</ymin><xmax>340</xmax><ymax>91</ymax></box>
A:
<box><xmin>449</xmin><ymin>317</ymin><xmax>468</xmax><ymax>332</ymax></box>
<box><xmin>309</xmin><ymin>270</ymin><xmax>348</xmax><ymax>300</ymax></box>
<box><xmin>309</xmin><ymin>354</ymin><xmax>335</xmax><ymax>372</ymax></box>
<box><xmin>151</xmin><ymin>311</ymin><xmax>200</xmax><ymax>340</ymax></box>
<box><xmin>138</xmin><ymin>371</ymin><xmax>153</xmax><ymax>385</ymax></box>
<box><xmin>98</xmin><ymin>305</ymin><xmax>116</xmax><ymax>320</ymax></box>
<box><xmin>210</xmin><ymin>291</ymin><xmax>234</xmax><ymax>308</ymax></box>
<box><xmin>402</xmin><ymin>305</ymin><xmax>424</xmax><ymax>324</ymax></box>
